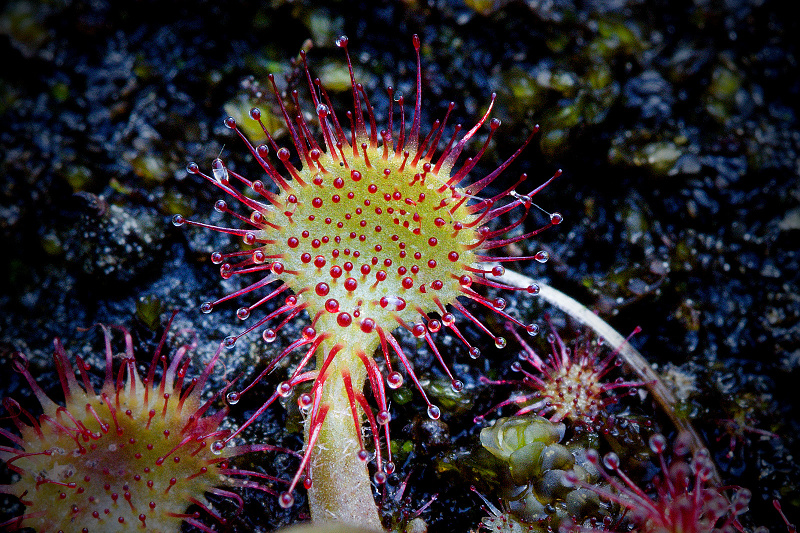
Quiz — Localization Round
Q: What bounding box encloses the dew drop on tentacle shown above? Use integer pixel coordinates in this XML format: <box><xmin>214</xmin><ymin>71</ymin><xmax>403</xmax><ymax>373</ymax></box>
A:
<box><xmin>387</xmin><ymin>371</ymin><xmax>403</xmax><ymax>389</ymax></box>
<box><xmin>211</xmin><ymin>441</ymin><xmax>225</xmax><ymax>455</ymax></box>
<box><xmin>211</xmin><ymin>158</ymin><xmax>229</xmax><ymax>183</ymax></box>
<box><xmin>535</xmin><ymin>250</ymin><xmax>549</xmax><ymax>263</ymax></box>
<box><xmin>427</xmin><ymin>405</ymin><xmax>441</xmax><ymax>420</ymax></box>
<box><xmin>299</xmin><ymin>393</ymin><xmax>313</xmax><ymax>409</ymax></box>
<box><xmin>262</xmin><ymin>328</ymin><xmax>277</xmax><ymax>343</ymax></box>
<box><xmin>278</xmin><ymin>492</ymin><xmax>294</xmax><ymax>509</ymax></box>
<box><xmin>226</xmin><ymin>392</ymin><xmax>240</xmax><ymax>405</ymax></box>
<box><xmin>377</xmin><ymin>410</ymin><xmax>391</xmax><ymax>425</ymax></box>
<box><xmin>223</xmin><ymin>336</ymin><xmax>237</xmax><ymax>349</ymax></box>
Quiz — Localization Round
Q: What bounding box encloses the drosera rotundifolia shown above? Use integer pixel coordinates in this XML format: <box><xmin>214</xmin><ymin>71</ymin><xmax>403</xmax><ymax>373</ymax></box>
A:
<box><xmin>174</xmin><ymin>34</ymin><xmax>562</xmax><ymax>530</ymax></box>
<box><xmin>476</xmin><ymin>318</ymin><xmax>648</xmax><ymax>429</ymax></box>
<box><xmin>0</xmin><ymin>313</ymin><xmax>284</xmax><ymax>532</ymax></box>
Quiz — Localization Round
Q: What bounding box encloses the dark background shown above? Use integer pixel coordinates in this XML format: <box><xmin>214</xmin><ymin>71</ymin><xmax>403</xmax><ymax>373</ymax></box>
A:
<box><xmin>1</xmin><ymin>0</ymin><xmax>798</xmax><ymax>531</ymax></box>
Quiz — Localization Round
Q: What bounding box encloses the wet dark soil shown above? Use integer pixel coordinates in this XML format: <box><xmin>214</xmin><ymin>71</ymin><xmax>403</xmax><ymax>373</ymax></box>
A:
<box><xmin>1</xmin><ymin>0</ymin><xmax>798</xmax><ymax>531</ymax></box>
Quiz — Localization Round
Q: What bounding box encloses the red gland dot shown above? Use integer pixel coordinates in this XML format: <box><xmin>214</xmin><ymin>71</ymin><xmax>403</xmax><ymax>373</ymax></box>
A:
<box><xmin>334</xmin><ymin>177</ymin><xmax>345</xmax><ymax>188</ymax></box>
<box><xmin>448</xmin><ymin>251</ymin><xmax>459</xmax><ymax>262</ymax></box>
<box><xmin>325</xmin><ymin>299</ymin><xmax>339</xmax><ymax>313</ymax></box>
<box><xmin>301</xmin><ymin>253</ymin><xmax>312</xmax><ymax>263</ymax></box>
<box><xmin>376</xmin><ymin>270</ymin><xmax>387</xmax><ymax>281</ymax></box>
<box><xmin>312</xmin><ymin>197</ymin><xmax>323</xmax><ymax>208</ymax></box>
<box><xmin>330</xmin><ymin>266</ymin><xmax>343</xmax><ymax>278</ymax></box>
<box><xmin>351</xmin><ymin>170</ymin><xmax>362</xmax><ymax>181</ymax></box>
<box><xmin>428</xmin><ymin>259</ymin><xmax>437</xmax><ymax>268</ymax></box>
<box><xmin>434</xmin><ymin>217</ymin><xmax>446</xmax><ymax>227</ymax></box>
<box><xmin>271</xmin><ymin>262</ymin><xmax>285</xmax><ymax>274</ymax></box>
<box><xmin>344</xmin><ymin>278</ymin><xmax>358</xmax><ymax>291</ymax></box>
<box><xmin>288</xmin><ymin>237</ymin><xmax>299</xmax><ymax>248</ymax></box>
<box><xmin>368</xmin><ymin>184</ymin><xmax>378</xmax><ymax>194</ymax></box>
<box><xmin>459</xmin><ymin>275</ymin><xmax>472</xmax><ymax>287</ymax></box>
<box><xmin>314</xmin><ymin>256</ymin><xmax>326</xmax><ymax>268</ymax></box>
<box><xmin>431</xmin><ymin>280</ymin><xmax>443</xmax><ymax>290</ymax></box>
<box><xmin>315</xmin><ymin>282</ymin><xmax>330</xmax><ymax>296</ymax></box>
<box><xmin>337</xmin><ymin>312</ymin><xmax>352</xmax><ymax>327</ymax></box>
<box><xmin>402</xmin><ymin>277</ymin><xmax>414</xmax><ymax>289</ymax></box>
<box><xmin>360</xmin><ymin>318</ymin><xmax>376</xmax><ymax>333</ymax></box>
<box><xmin>428</xmin><ymin>237</ymin><xmax>438</xmax><ymax>246</ymax></box>
<box><xmin>360</xmin><ymin>265</ymin><xmax>371</xmax><ymax>275</ymax></box>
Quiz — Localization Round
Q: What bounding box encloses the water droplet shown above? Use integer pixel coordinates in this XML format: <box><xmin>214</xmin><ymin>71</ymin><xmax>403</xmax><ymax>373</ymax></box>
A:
<box><xmin>492</xmin><ymin>297</ymin><xmax>506</xmax><ymax>310</ymax></box>
<box><xmin>469</xmin><ymin>347</ymin><xmax>481</xmax><ymax>359</ymax></box>
<box><xmin>171</xmin><ymin>214</ymin><xmax>185</xmax><ymax>226</ymax></box>
<box><xmin>649</xmin><ymin>434</ymin><xmax>668</xmax><ymax>454</ymax></box>
<box><xmin>223</xmin><ymin>336</ymin><xmax>236</xmax><ymax>349</ymax></box>
<box><xmin>200</xmin><ymin>302</ymin><xmax>213</xmax><ymax>314</ymax></box>
<box><xmin>535</xmin><ymin>250</ymin><xmax>549</xmax><ymax>263</ymax></box>
<box><xmin>526</xmin><ymin>284</ymin><xmax>540</xmax><ymax>295</ymax></box>
<box><xmin>550</xmin><ymin>212</ymin><xmax>563</xmax><ymax>224</ymax></box>
<box><xmin>212</xmin><ymin>163</ymin><xmax>229</xmax><ymax>184</ymax></box>
<box><xmin>385</xmin><ymin>462</ymin><xmax>396</xmax><ymax>475</ymax></box>
<box><xmin>442</xmin><ymin>313</ymin><xmax>455</xmax><ymax>326</ymax></box>
<box><xmin>561</xmin><ymin>470</ymin><xmax>578</xmax><ymax>488</ymax></box>
<box><xmin>377</xmin><ymin>410</ymin><xmax>391</xmax><ymax>425</ymax></box>
<box><xmin>451</xmin><ymin>380</ymin><xmax>464</xmax><ymax>392</ymax></box>
<box><xmin>374</xmin><ymin>472</ymin><xmax>387</xmax><ymax>484</ymax></box>
<box><xmin>298</xmin><ymin>393</ymin><xmax>313</xmax><ymax>409</ymax></box>
<box><xmin>526</xmin><ymin>323</ymin><xmax>539</xmax><ymax>336</ymax></box>
<box><xmin>278</xmin><ymin>381</ymin><xmax>292</xmax><ymax>397</ymax></box>
<box><xmin>236</xmin><ymin>307</ymin><xmax>250</xmax><ymax>320</ymax></box>
<box><xmin>387</xmin><ymin>372</ymin><xmax>403</xmax><ymax>389</ymax></box>
<box><xmin>357</xmin><ymin>450</ymin><xmax>369</xmax><ymax>462</ymax></box>
<box><xmin>427</xmin><ymin>405</ymin><xmax>441</xmax><ymax>419</ymax></box>
<box><xmin>262</xmin><ymin>328</ymin><xmax>277</xmax><ymax>343</ymax></box>
<box><xmin>495</xmin><ymin>337</ymin><xmax>507</xmax><ymax>349</ymax></box>
<box><xmin>602</xmin><ymin>452</ymin><xmax>620</xmax><ymax>470</ymax></box>
<box><xmin>214</xmin><ymin>200</ymin><xmax>227</xmax><ymax>213</ymax></box>
<box><xmin>279</xmin><ymin>492</ymin><xmax>294</xmax><ymax>508</ymax></box>
<box><xmin>211</xmin><ymin>441</ymin><xmax>225</xmax><ymax>455</ymax></box>
<box><xmin>316</xmin><ymin>103</ymin><xmax>329</xmax><ymax>116</ymax></box>
<box><xmin>226</xmin><ymin>392</ymin><xmax>240</xmax><ymax>405</ymax></box>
